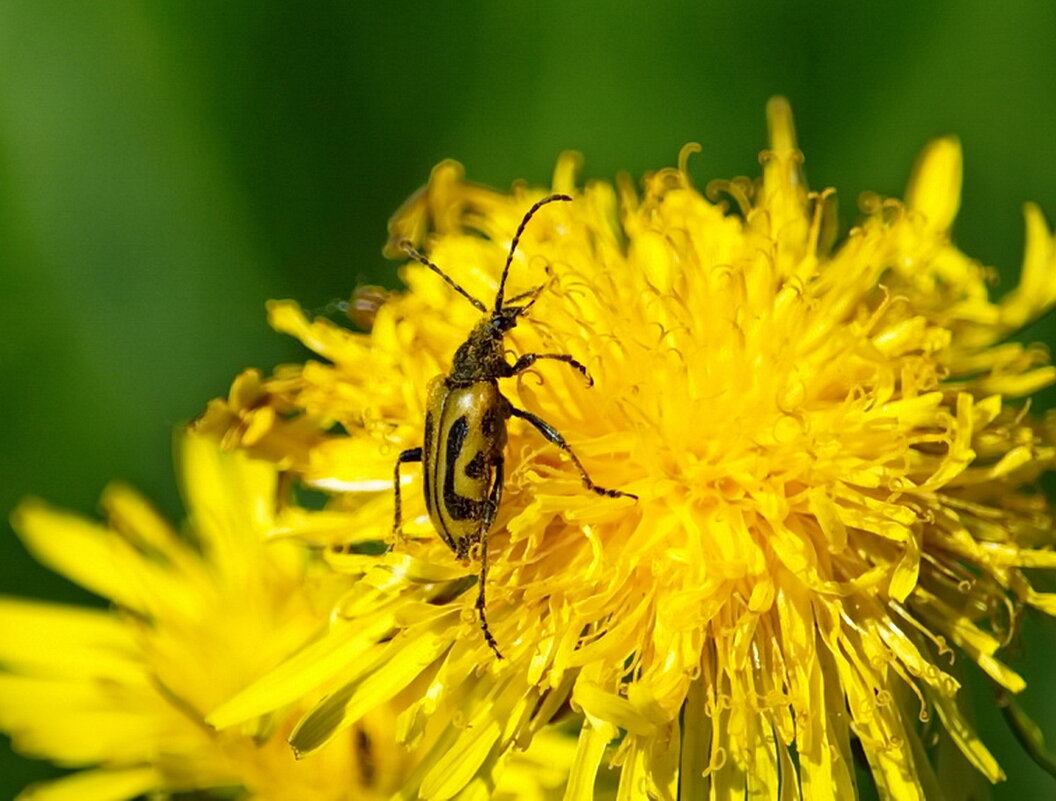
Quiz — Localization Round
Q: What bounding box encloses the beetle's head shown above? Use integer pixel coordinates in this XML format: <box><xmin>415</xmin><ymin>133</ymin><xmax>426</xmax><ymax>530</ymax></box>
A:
<box><xmin>489</xmin><ymin>271</ymin><xmax>549</xmax><ymax>334</ymax></box>
<box><xmin>490</xmin><ymin>305</ymin><xmax>525</xmax><ymax>334</ymax></box>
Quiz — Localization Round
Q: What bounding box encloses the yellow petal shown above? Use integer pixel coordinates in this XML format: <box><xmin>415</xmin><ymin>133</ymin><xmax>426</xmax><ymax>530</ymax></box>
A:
<box><xmin>10</xmin><ymin>501</ymin><xmax>163</xmax><ymax>613</ymax></box>
<box><xmin>289</xmin><ymin>627</ymin><xmax>450</xmax><ymax>756</ymax></box>
<box><xmin>18</xmin><ymin>767</ymin><xmax>160</xmax><ymax>801</ymax></box>
<box><xmin>564</xmin><ymin>718</ymin><xmax>617</xmax><ymax>801</ymax></box>
<box><xmin>905</xmin><ymin>136</ymin><xmax>962</xmax><ymax>233</ymax></box>
<box><xmin>420</xmin><ymin>717</ymin><xmax>502</xmax><ymax>801</ymax></box>
<box><xmin>0</xmin><ymin>675</ymin><xmax>174</xmax><ymax>764</ymax></box>
<box><xmin>207</xmin><ymin>614</ymin><xmax>395</xmax><ymax>729</ymax></box>
<box><xmin>98</xmin><ymin>483</ymin><xmax>180</xmax><ymax>556</ymax></box>
<box><xmin>305</xmin><ymin>437</ymin><xmax>399</xmax><ymax>492</ymax></box>
<box><xmin>929</xmin><ymin>687</ymin><xmax>1005</xmax><ymax>782</ymax></box>
<box><xmin>0</xmin><ymin>598</ymin><xmax>138</xmax><ymax>682</ymax></box>
<box><xmin>572</xmin><ymin>679</ymin><xmax>657</xmax><ymax>737</ymax></box>
<box><xmin>1000</xmin><ymin>202</ymin><xmax>1056</xmax><ymax>328</ymax></box>
<box><xmin>761</xmin><ymin>96</ymin><xmax>809</xmax><ymax>248</ymax></box>
<box><xmin>177</xmin><ymin>431</ymin><xmax>278</xmax><ymax>574</ymax></box>
<box><xmin>888</xmin><ymin>527</ymin><xmax>922</xmax><ymax>602</ymax></box>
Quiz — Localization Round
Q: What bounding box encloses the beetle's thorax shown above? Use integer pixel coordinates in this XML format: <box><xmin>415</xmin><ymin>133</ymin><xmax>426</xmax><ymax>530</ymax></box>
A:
<box><xmin>446</xmin><ymin>316</ymin><xmax>514</xmax><ymax>386</ymax></box>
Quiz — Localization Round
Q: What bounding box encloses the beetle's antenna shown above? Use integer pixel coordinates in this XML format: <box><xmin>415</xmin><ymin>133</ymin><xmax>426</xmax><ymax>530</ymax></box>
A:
<box><xmin>494</xmin><ymin>194</ymin><xmax>572</xmax><ymax>314</ymax></box>
<box><xmin>400</xmin><ymin>241</ymin><xmax>488</xmax><ymax>314</ymax></box>
<box><xmin>505</xmin><ymin>282</ymin><xmax>546</xmax><ymax>306</ymax></box>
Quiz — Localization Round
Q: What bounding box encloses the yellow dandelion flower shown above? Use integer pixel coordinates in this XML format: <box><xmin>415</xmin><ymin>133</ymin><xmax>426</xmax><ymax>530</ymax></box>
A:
<box><xmin>203</xmin><ymin>98</ymin><xmax>1056</xmax><ymax>800</ymax></box>
<box><xmin>0</xmin><ymin>434</ymin><xmax>577</xmax><ymax>801</ymax></box>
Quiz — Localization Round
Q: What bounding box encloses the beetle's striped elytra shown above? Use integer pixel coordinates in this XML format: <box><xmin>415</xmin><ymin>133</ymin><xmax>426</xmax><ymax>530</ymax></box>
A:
<box><xmin>422</xmin><ymin>379</ymin><xmax>508</xmax><ymax>555</ymax></box>
<box><xmin>391</xmin><ymin>194</ymin><xmax>637</xmax><ymax>658</ymax></box>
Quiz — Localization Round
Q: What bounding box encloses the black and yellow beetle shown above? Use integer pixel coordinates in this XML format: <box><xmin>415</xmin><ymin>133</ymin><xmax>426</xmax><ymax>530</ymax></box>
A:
<box><xmin>391</xmin><ymin>194</ymin><xmax>636</xmax><ymax>658</ymax></box>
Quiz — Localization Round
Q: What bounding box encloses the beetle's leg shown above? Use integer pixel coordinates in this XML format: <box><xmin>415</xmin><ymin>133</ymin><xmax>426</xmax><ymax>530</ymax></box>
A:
<box><xmin>392</xmin><ymin>447</ymin><xmax>423</xmax><ymax>542</ymax></box>
<box><xmin>509</xmin><ymin>353</ymin><xmax>594</xmax><ymax>387</ymax></box>
<box><xmin>508</xmin><ymin>406</ymin><xmax>638</xmax><ymax>499</ymax></box>
<box><xmin>475</xmin><ymin>456</ymin><xmax>504</xmax><ymax>659</ymax></box>
<box><xmin>482</xmin><ymin>455</ymin><xmax>503</xmax><ymax>533</ymax></box>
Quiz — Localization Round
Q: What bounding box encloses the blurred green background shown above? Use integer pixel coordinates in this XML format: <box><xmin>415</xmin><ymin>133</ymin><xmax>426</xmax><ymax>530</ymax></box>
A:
<box><xmin>2</xmin><ymin>1</ymin><xmax>1055</xmax><ymax>798</ymax></box>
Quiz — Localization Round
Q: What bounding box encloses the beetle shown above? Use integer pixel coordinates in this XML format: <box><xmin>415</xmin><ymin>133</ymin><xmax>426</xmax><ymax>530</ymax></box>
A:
<box><xmin>391</xmin><ymin>194</ymin><xmax>636</xmax><ymax>658</ymax></box>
